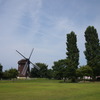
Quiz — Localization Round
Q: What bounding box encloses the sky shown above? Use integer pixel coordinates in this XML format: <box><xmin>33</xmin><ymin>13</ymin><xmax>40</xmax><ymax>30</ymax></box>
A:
<box><xmin>0</xmin><ymin>0</ymin><xmax>100</xmax><ymax>70</ymax></box>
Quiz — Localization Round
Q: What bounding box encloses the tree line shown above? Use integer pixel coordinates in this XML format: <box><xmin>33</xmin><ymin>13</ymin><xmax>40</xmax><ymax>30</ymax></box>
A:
<box><xmin>52</xmin><ymin>26</ymin><xmax>100</xmax><ymax>82</ymax></box>
<box><xmin>0</xmin><ymin>64</ymin><xmax>18</xmax><ymax>80</ymax></box>
<box><xmin>0</xmin><ymin>26</ymin><xmax>100</xmax><ymax>82</ymax></box>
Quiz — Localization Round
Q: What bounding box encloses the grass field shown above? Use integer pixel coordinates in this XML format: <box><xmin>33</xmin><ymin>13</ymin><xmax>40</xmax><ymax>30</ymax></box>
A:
<box><xmin>0</xmin><ymin>78</ymin><xmax>100</xmax><ymax>100</ymax></box>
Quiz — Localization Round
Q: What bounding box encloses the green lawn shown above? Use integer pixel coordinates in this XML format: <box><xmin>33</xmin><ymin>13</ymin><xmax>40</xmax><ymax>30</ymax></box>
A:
<box><xmin>0</xmin><ymin>78</ymin><xmax>100</xmax><ymax>100</ymax></box>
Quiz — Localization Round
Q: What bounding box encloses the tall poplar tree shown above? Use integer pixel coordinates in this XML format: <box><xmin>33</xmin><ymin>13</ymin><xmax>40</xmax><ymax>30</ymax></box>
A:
<box><xmin>66</xmin><ymin>31</ymin><xmax>79</xmax><ymax>81</ymax></box>
<box><xmin>84</xmin><ymin>26</ymin><xmax>100</xmax><ymax>77</ymax></box>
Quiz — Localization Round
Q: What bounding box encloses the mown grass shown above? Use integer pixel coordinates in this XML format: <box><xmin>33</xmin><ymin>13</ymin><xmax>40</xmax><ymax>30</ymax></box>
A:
<box><xmin>0</xmin><ymin>78</ymin><xmax>100</xmax><ymax>100</ymax></box>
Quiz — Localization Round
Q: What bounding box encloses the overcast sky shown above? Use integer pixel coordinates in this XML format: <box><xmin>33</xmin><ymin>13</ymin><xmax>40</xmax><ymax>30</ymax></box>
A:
<box><xmin>0</xmin><ymin>0</ymin><xmax>100</xmax><ymax>70</ymax></box>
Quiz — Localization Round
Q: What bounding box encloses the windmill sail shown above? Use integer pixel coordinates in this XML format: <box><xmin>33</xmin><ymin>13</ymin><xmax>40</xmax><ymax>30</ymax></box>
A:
<box><xmin>29</xmin><ymin>48</ymin><xmax>34</xmax><ymax>59</ymax></box>
<box><xmin>21</xmin><ymin>61</ymin><xmax>28</xmax><ymax>76</ymax></box>
<box><xmin>16</xmin><ymin>50</ymin><xmax>27</xmax><ymax>59</ymax></box>
<box><xmin>30</xmin><ymin>62</ymin><xmax>40</xmax><ymax>70</ymax></box>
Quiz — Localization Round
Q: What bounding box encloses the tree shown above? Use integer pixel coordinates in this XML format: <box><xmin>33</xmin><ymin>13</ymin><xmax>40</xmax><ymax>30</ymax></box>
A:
<box><xmin>30</xmin><ymin>67</ymin><xmax>40</xmax><ymax>78</ymax></box>
<box><xmin>2</xmin><ymin>68</ymin><xmax>18</xmax><ymax>79</ymax></box>
<box><xmin>84</xmin><ymin>26</ymin><xmax>100</xmax><ymax>78</ymax></box>
<box><xmin>0</xmin><ymin>64</ymin><xmax>3</xmax><ymax>79</ymax></box>
<box><xmin>76</xmin><ymin>65</ymin><xmax>93</xmax><ymax>80</ymax></box>
<box><xmin>30</xmin><ymin>63</ymin><xmax>48</xmax><ymax>78</ymax></box>
<box><xmin>66</xmin><ymin>31</ymin><xmax>79</xmax><ymax>82</ymax></box>
<box><xmin>52</xmin><ymin>59</ymin><xmax>67</xmax><ymax>80</ymax></box>
<box><xmin>8</xmin><ymin>68</ymin><xmax>18</xmax><ymax>79</ymax></box>
<box><xmin>46</xmin><ymin>69</ymin><xmax>53</xmax><ymax>79</ymax></box>
<box><xmin>3</xmin><ymin>70</ymin><xmax>11</xmax><ymax>79</ymax></box>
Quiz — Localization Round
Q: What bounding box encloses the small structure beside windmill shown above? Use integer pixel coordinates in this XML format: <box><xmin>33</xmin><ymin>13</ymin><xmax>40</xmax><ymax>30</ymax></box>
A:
<box><xmin>16</xmin><ymin>48</ymin><xmax>40</xmax><ymax>79</ymax></box>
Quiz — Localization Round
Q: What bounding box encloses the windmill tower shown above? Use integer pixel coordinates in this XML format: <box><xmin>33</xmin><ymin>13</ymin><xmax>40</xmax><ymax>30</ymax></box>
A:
<box><xmin>18</xmin><ymin>59</ymin><xmax>30</xmax><ymax>77</ymax></box>
<box><xmin>16</xmin><ymin>48</ymin><xmax>40</xmax><ymax>78</ymax></box>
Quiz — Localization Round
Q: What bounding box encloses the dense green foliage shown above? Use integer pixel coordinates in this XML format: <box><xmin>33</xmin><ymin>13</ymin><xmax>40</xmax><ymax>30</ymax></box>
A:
<box><xmin>76</xmin><ymin>65</ymin><xmax>93</xmax><ymax>78</ymax></box>
<box><xmin>66</xmin><ymin>31</ymin><xmax>79</xmax><ymax>81</ymax></box>
<box><xmin>0</xmin><ymin>64</ymin><xmax>3</xmax><ymax>79</ymax></box>
<box><xmin>66</xmin><ymin>31</ymin><xmax>79</xmax><ymax>68</ymax></box>
<box><xmin>0</xmin><ymin>79</ymin><xmax>100</xmax><ymax>100</ymax></box>
<box><xmin>30</xmin><ymin>63</ymin><xmax>48</xmax><ymax>78</ymax></box>
<box><xmin>52</xmin><ymin>59</ymin><xmax>67</xmax><ymax>80</ymax></box>
<box><xmin>2</xmin><ymin>68</ymin><xmax>18</xmax><ymax>79</ymax></box>
<box><xmin>46</xmin><ymin>69</ymin><xmax>53</xmax><ymax>79</ymax></box>
<box><xmin>84</xmin><ymin>26</ymin><xmax>100</xmax><ymax>77</ymax></box>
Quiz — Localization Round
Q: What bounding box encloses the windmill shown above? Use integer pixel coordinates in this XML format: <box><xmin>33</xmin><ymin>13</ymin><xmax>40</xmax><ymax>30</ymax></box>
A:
<box><xmin>16</xmin><ymin>48</ymin><xmax>40</xmax><ymax>78</ymax></box>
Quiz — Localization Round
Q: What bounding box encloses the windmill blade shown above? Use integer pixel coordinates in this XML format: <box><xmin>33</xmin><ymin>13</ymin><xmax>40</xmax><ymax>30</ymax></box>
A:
<box><xmin>16</xmin><ymin>50</ymin><xmax>27</xmax><ymax>59</ymax></box>
<box><xmin>30</xmin><ymin>62</ymin><xmax>40</xmax><ymax>70</ymax></box>
<box><xmin>21</xmin><ymin>61</ymin><xmax>28</xmax><ymax>75</ymax></box>
<box><xmin>29</xmin><ymin>48</ymin><xmax>34</xmax><ymax>60</ymax></box>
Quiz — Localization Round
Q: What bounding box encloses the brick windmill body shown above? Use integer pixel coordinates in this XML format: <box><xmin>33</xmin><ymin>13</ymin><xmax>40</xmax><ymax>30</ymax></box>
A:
<box><xmin>16</xmin><ymin>49</ymin><xmax>40</xmax><ymax>78</ymax></box>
